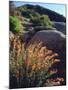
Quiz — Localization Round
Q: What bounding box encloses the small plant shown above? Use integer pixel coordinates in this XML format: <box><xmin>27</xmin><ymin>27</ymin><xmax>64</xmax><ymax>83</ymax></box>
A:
<box><xmin>10</xmin><ymin>16</ymin><xmax>21</xmax><ymax>34</ymax></box>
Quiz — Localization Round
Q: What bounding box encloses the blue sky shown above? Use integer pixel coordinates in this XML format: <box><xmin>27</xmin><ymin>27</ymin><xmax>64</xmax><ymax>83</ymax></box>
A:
<box><xmin>14</xmin><ymin>1</ymin><xmax>66</xmax><ymax>17</ymax></box>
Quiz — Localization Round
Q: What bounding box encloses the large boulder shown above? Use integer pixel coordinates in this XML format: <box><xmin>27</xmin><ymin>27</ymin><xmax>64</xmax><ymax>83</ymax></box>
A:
<box><xmin>29</xmin><ymin>30</ymin><xmax>66</xmax><ymax>53</ymax></box>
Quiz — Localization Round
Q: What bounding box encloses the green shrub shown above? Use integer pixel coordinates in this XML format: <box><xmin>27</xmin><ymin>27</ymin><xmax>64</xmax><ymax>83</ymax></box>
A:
<box><xmin>18</xmin><ymin>6</ymin><xmax>53</xmax><ymax>28</ymax></box>
<box><xmin>30</xmin><ymin>14</ymin><xmax>53</xmax><ymax>28</ymax></box>
<box><xmin>40</xmin><ymin>15</ymin><xmax>53</xmax><ymax>28</ymax></box>
<box><xmin>10</xmin><ymin>16</ymin><xmax>21</xmax><ymax>33</ymax></box>
<box><xmin>30</xmin><ymin>13</ymin><xmax>41</xmax><ymax>25</ymax></box>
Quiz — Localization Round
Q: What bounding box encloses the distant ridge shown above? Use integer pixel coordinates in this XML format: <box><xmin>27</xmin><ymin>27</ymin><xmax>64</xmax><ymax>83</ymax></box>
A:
<box><xmin>18</xmin><ymin>4</ymin><xmax>66</xmax><ymax>22</ymax></box>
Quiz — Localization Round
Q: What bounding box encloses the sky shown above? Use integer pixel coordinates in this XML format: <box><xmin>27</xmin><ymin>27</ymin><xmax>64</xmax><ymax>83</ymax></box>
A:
<box><xmin>14</xmin><ymin>1</ymin><xmax>66</xmax><ymax>17</ymax></box>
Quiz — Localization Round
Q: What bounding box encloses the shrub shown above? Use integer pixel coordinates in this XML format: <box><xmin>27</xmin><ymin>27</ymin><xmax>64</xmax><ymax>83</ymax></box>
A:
<box><xmin>9</xmin><ymin>36</ymin><xmax>64</xmax><ymax>88</ymax></box>
<box><xmin>40</xmin><ymin>15</ymin><xmax>53</xmax><ymax>27</ymax></box>
<box><xmin>30</xmin><ymin>13</ymin><xmax>41</xmax><ymax>25</ymax></box>
<box><xmin>30</xmin><ymin>14</ymin><xmax>53</xmax><ymax>28</ymax></box>
<box><xmin>10</xmin><ymin>16</ymin><xmax>21</xmax><ymax>33</ymax></box>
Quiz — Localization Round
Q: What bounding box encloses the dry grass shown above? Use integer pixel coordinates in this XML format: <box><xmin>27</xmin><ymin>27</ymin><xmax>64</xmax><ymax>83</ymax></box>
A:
<box><xmin>9</xmin><ymin>36</ymin><xmax>64</xmax><ymax>87</ymax></box>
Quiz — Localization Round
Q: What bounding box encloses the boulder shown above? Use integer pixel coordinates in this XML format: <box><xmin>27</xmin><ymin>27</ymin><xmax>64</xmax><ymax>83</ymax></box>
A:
<box><xmin>29</xmin><ymin>30</ymin><xmax>66</xmax><ymax>54</ymax></box>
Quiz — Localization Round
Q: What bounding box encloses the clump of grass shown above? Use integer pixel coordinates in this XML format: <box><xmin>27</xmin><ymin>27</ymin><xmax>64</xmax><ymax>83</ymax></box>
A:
<box><xmin>10</xmin><ymin>16</ymin><xmax>22</xmax><ymax>34</ymax></box>
<box><xmin>9</xmin><ymin>36</ymin><xmax>64</xmax><ymax>88</ymax></box>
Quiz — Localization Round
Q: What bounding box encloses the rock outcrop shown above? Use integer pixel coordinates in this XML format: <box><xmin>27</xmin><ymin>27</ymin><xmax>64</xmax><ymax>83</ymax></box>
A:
<box><xmin>29</xmin><ymin>30</ymin><xmax>66</xmax><ymax>52</ymax></box>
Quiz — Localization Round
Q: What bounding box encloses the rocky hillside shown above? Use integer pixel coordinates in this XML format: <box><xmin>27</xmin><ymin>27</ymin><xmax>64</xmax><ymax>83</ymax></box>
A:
<box><xmin>17</xmin><ymin>4</ymin><xmax>66</xmax><ymax>35</ymax></box>
<box><xmin>17</xmin><ymin>4</ymin><xmax>66</xmax><ymax>22</ymax></box>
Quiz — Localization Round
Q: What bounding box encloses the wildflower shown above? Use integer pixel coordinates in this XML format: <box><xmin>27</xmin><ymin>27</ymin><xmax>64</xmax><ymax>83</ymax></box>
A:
<box><xmin>32</xmin><ymin>64</ymin><xmax>36</xmax><ymax>70</ymax></box>
<box><xmin>52</xmin><ymin>81</ymin><xmax>60</xmax><ymax>86</ymax></box>
<box><xmin>10</xmin><ymin>38</ymin><xmax>62</xmax><ymax>87</ymax></box>
<box><xmin>56</xmin><ymin>78</ymin><xmax>64</xmax><ymax>82</ymax></box>
<box><xmin>49</xmin><ymin>69</ymin><xmax>58</xmax><ymax>74</ymax></box>
<box><xmin>54</xmin><ymin>59</ymin><xmax>60</xmax><ymax>63</ymax></box>
<box><xmin>28</xmin><ymin>47</ymin><xmax>33</xmax><ymax>53</ymax></box>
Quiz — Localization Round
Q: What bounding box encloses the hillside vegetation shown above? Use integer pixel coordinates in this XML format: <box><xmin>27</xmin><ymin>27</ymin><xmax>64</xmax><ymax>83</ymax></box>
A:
<box><xmin>18</xmin><ymin>4</ymin><xmax>66</xmax><ymax>22</ymax></box>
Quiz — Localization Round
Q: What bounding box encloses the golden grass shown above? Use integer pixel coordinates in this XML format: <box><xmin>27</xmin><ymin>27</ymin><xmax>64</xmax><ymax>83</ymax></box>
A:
<box><xmin>9</xmin><ymin>36</ymin><xmax>64</xmax><ymax>87</ymax></box>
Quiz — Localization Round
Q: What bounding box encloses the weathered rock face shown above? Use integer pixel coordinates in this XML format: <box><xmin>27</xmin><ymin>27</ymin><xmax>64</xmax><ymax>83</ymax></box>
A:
<box><xmin>53</xmin><ymin>22</ymin><xmax>66</xmax><ymax>35</ymax></box>
<box><xmin>29</xmin><ymin>30</ymin><xmax>66</xmax><ymax>54</ymax></box>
